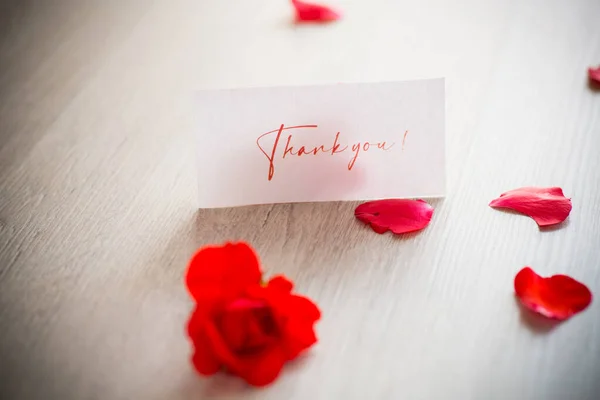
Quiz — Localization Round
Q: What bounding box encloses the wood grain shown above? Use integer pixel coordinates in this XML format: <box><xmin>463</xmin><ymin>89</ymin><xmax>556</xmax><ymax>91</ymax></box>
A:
<box><xmin>1</xmin><ymin>1</ymin><xmax>599</xmax><ymax>399</ymax></box>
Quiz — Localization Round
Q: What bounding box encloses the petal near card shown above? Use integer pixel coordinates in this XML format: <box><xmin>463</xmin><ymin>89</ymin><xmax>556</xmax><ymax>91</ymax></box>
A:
<box><xmin>196</xmin><ymin>79</ymin><xmax>445</xmax><ymax>208</ymax></box>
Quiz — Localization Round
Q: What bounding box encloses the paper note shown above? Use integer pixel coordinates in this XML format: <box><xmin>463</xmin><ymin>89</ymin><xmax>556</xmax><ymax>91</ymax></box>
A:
<box><xmin>196</xmin><ymin>79</ymin><xmax>445</xmax><ymax>208</ymax></box>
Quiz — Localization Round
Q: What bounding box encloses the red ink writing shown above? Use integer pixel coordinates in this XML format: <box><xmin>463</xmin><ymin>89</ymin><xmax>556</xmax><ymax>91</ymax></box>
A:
<box><xmin>256</xmin><ymin>124</ymin><xmax>318</xmax><ymax>180</ymax></box>
<box><xmin>402</xmin><ymin>130</ymin><xmax>409</xmax><ymax>150</ymax></box>
<box><xmin>256</xmin><ymin>124</ymin><xmax>398</xmax><ymax>180</ymax></box>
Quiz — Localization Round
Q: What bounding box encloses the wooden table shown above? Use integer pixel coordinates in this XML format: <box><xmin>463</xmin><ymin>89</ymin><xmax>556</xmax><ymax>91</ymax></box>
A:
<box><xmin>1</xmin><ymin>1</ymin><xmax>599</xmax><ymax>399</ymax></box>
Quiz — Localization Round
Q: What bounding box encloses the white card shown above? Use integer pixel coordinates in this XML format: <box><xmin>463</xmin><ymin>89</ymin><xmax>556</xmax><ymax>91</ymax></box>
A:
<box><xmin>196</xmin><ymin>79</ymin><xmax>445</xmax><ymax>208</ymax></box>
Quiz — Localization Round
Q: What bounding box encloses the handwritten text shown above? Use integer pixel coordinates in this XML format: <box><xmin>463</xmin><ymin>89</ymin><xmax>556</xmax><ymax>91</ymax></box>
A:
<box><xmin>256</xmin><ymin>124</ymin><xmax>399</xmax><ymax>181</ymax></box>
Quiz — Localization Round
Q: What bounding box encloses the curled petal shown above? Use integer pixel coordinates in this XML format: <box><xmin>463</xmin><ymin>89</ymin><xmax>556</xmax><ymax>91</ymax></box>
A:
<box><xmin>514</xmin><ymin>267</ymin><xmax>592</xmax><ymax>320</ymax></box>
<box><xmin>489</xmin><ymin>187</ymin><xmax>572</xmax><ymax>227</ymax></box>
<box><xmin>354</xmin><ymin>199</ymin><xmax>434</xmax><ymax>235</ymax></box>
<box><xmin>291</xmin><ymin>0</ymin><xmax>341</xmax><ymax>23</ymax></box>
<box><xmin>589</xmin><ymin>65</ymin><xmax>600</xmax><ymax>85</ymax></box>
<box><xmin>185</xmin><ymin>242</ymin><xmax>262</xmax><ymax>302</ymax></box>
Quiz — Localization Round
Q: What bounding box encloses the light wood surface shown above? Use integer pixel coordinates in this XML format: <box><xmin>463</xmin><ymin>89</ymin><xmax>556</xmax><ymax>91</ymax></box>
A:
<box><xmin>1</xmin><ymin>1</ymin><xmax>599</xmax><ymax>399</ymax></box>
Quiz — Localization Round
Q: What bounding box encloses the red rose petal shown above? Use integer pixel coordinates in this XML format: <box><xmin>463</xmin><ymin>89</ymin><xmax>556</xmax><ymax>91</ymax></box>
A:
<box><xmin>185</xmin><ymin>244</ymin><xmax>321</xmax><ymax>387</ymax></box>
<box><xmin>282</xmin><ymin>317</ymin><xmax>318</xmax><ymax>360</ymax></box>
<box><xmin>267</xmin><ymin>275</ymin><xmax>294</xmax><ymax>293</ymax></box>
<box><xmin>285</xmin><ymin>295</ymin><xmax>322</xmax><ymax>323</ymax></box>
<box><xmin>218</xmin><ymin>300</ymin><xmax>275</xmax><ymax>352</ymax></box>
<box><xmin>192</xmin><ymin>349</ymin><xmax>220</xmax><ymax>376</ymax></box>
<box><xmin>250</xmin><ymin>278</ymin><xmax>321</xmax><ymax>361</ymax></box>
<box><xmin>280</xmin><ymin>297</ymin><xmax>320</xmax><ymax>360</ymax></box>
<box><xmin>514</xmin><ymin>267</ymin><xmax>592</xmax><ymax>320</ymax></box>
<box><xmin>239</xmin><ymin>346</ymin><xmax>287</xmax><ymax>387</ymax></box>
<box><xmin>489</xmin><ymin>187</ymin><xmax>572</xmax><ymax>227</ymax></box>
<box><xmin>589</xmin><ymin>65</ymin><xmax>600</xmax><ymax>84</ymax></box>
<box><xmin>187</xmin><ymin>308</ymin><xmax>220</xmax><ymax>375</ymax></box>
<box><xmin>204</xmin><ymin>318</ymin><xmax>245</xmax><ymax>372</ymax></box>
<box><xmin>291</xmin><ymin>0</ymin><xmax>341</xmax><ymax>23</ymax></box>
<box><xmin>203</xmin><ymin>302</ymin><xmax>289</xmax><ymax>387</ymax></box>
<box><xmin>354</xmin><ymin>199</ymin><xmax>434</xmax><ymax>235</ymax></box>
<box><xmin>185</xmin><ymin>242</ymin><xmax>262</xmax><ymax>302</ymax></box>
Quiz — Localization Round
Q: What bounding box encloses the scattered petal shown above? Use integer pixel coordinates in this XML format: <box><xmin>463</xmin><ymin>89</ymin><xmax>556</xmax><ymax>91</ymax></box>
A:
<box><xmin>589</xmin><ymin>65</ymin><xmax>600</xmax><ymax>85</ymax></box>
<box><xmin>354</xmin><ymin>199</ymin><xmax>434</xmax><ymax>235</ymax></box>
<box><xmin>291</xmin><ymin>0</ymin><xmax>341</xmax><ymax>23</ymax></box>
<box><xmin>514</xmin><ymin>267</ymin><xmax>592</xmax><ymax>320</ymax></box>
<box><xmin>489</xmin><ymin>187</ymin><xmax>572</xmax><ymax>227</ymax></box>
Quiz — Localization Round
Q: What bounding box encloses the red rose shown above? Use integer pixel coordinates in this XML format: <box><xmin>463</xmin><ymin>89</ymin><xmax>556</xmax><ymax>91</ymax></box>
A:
<box><xmin>185</xmin><ymin>242</ymin><xmax>321</xmax><ymax>386</ymax></box>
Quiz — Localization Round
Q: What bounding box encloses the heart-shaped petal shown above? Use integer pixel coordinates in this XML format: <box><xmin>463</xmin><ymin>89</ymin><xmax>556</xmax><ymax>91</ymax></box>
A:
<box><xmin>291</xmin><ymin>0</ymin><xmax>341</xmax><ymax>23</ymax></box>
<box><xmin>489</xmin><ymin>187</ymin><xmax>572</xmax><ymax>227</ymax></box>
<box><xmin>589</xmin><ymin>65</ymin><xmax>600</xmax><ymax>85</ymax></box>
<box><xmin>514</xmin><ymin>267</ymin><xmax>592</xmax><ymax>320</ymax></box>
<box><xmin>354</xmin><ymin>199</ymin><xmax>434</xmax><ymax>235</ymax></box>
